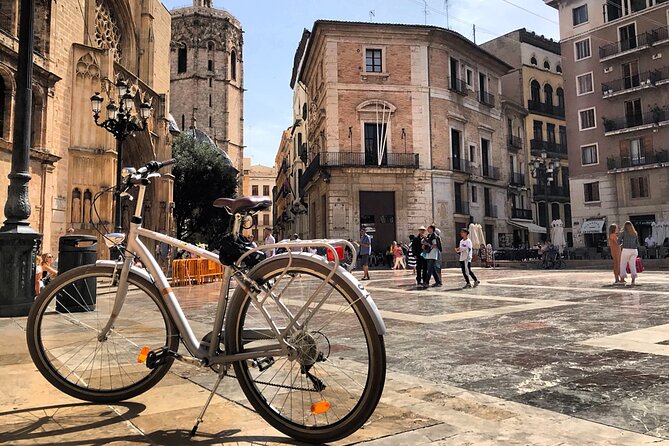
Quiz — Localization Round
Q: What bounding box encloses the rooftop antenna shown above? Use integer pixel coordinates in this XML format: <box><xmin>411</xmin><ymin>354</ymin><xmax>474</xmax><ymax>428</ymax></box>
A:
<box><xmin>444</xmin><ymin>0</ymin><xmax>450</xmax><ymax>29</ymax></box>
<box><xmin>369</xmin><ymin>10</ymin><xmax>375</xmax><ymax>21</ymax></box>
<box><xmin>423</xmin><ymin>0</ymin><xmax>429</xmax><ymax>24</ymax></box>
<box><xmin>473</xmin><ymin>24</ymin><xmax>476</xmax><ymax>43</ymax></box>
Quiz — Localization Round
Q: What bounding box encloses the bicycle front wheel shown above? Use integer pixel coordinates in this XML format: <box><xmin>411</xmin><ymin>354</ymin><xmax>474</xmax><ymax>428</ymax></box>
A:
<box><xmin>26</xmin><ymin>264</ymin><xmax>179</xmax><ymax>403</ymax></box>
<box><xmin>225</xmin><ymin>254</ymin><xmax>386</xmax><ymax>444</ymax></box>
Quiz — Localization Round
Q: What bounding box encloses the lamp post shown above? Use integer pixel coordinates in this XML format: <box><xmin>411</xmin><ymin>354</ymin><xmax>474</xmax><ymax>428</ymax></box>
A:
<box><xmin>530</xmin><ymin>150</ymin><xmax>560</xmax><ymax>238</ymax></box>
<box><xmin>90</xmin><ymin>80</ymin><xmax>152</xmax><ymax>234</ymax></box>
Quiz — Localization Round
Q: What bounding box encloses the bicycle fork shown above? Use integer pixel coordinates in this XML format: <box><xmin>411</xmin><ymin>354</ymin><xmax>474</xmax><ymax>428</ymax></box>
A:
<box><xmin>97</xmin><ymin>258</ymin><xmax>133</xmax><ymax>342</ymax></box>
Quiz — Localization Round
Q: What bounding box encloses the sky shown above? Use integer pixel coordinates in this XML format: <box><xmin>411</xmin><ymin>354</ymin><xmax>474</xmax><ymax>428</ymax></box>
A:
<box><xmin>162</xmin><ymin>0</ymin><xmax>560</xmax><ymax>167</ymax></box>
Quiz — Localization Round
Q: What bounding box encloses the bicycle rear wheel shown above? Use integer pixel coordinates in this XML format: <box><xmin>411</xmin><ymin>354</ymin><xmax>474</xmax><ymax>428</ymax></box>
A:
<box><xmin>225</xmin><ymin>254</ymin><xmax>386</xmax><ymax>444</ymax></box>
<box><xmin>26</xmin><ymin>265</ymin><xmax>179</xmax><ymax>403</ymax></box>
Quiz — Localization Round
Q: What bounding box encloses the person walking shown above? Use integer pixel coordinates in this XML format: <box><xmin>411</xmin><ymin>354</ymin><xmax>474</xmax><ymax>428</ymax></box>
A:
<box><xmin>434</xmin><ymin>227</ymin><xmax>444</xmax><ymax>284</ymax></box>
<box><xmin>407</xmin><ymin>235</ymin><xmax>417</xmax><ymax>272</ymax></box>
<box><xmin>263</xmin><ymin>227</ymin><xmax>276</xmax><ymax>257</ymax></box>
<box><xmin>607</xmin><ymin>224</ymin><xmax>622</xmax><ymax>284</ymax></box>
<box><xmin>411</xmin><ymin>226</ymin><xmax>427</xmax><ymax>288</ymax></box>
<box><xmin>456</xmin><ymin>228</ymin><xmax>479</xmax><ymax>288</ymax></box>
<box><xmin>392</xmin><ymin>241</ymin><xmax>406</xmax><ymax>270</ymax></box>
<box><xmin>423</xmin><ymin>225</ymin><xmax>442</xmax><ymax>288</ymax></box>
<box><xmin>359</xmin><ymin>228</ymin><xmax>372</xmax><ymax>280</ymax></box>
<box><xmin>618</xmin><ymin>221</ymin><xmax>640</xmax><ymax>286</ymax></box>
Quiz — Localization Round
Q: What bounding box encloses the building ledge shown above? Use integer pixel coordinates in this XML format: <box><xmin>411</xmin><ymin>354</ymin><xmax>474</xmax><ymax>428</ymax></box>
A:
<box><xmin>604</xmin><ymin>120</ymin><xmax>668</xmax><ymax>136</ymax></box>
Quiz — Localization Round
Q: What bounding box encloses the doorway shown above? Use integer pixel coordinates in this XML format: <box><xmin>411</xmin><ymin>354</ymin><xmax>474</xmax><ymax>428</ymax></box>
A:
<box><xmin>360</xmin><ymin>191</ymin><xmax>396</xmax><ymax>253</ymax></box>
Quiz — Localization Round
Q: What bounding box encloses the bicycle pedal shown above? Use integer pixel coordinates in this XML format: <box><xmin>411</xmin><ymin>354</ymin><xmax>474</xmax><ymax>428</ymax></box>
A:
<box><xmin>145</xmin><ymin>346</ymin><xmax>176</xmax><ymax>369</ymax></box>
<box><xmin>251</xmin><ymin>356</ymin><xmax>275</xmax><ymax>372</ymax></box>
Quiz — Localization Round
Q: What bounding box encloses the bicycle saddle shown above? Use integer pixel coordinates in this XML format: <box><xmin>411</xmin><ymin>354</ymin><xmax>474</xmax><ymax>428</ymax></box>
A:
<box><xmin>213</xmin><ymin>196</ymin><xmax>272</xmax><ymax>214</ymax></box>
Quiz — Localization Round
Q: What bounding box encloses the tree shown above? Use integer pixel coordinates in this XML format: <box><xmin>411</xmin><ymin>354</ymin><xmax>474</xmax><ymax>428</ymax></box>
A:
<box><xmin>172</xmin><ymin>133</ymin><xmax>237</xmax><ymax>247</ymax></box>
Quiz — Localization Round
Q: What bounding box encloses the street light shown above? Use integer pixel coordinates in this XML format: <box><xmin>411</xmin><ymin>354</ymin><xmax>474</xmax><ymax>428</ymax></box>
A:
<box><xmin>90</xmin><ymin>79</ymin><xmax>152</xmax><ymax>234</ymax></box>
<box><xmin>530</xmin><ymin>150</ymin><xmax>560</xmax><ymax>237</ymax></box>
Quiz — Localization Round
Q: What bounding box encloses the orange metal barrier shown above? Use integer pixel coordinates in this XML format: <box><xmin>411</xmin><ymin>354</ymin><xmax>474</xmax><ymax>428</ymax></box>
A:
<box><xmin>171</xmin><ymin>258</ymin><xmax>224</xmax><ymax>286</ymax></box>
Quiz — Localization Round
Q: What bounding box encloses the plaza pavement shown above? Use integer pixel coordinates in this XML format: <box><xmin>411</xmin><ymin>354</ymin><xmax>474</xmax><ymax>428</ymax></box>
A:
<box><xmin>2</xmin><ymin>266</ymin><xmax>669</xmax><ymax>445</ymax></box>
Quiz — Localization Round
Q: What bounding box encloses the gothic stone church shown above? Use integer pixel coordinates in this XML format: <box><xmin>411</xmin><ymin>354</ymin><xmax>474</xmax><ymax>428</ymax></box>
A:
<box><xmin>0</xmin><ymin>0</ymin><xmax>174</xmax><ymax>256</ymax></box>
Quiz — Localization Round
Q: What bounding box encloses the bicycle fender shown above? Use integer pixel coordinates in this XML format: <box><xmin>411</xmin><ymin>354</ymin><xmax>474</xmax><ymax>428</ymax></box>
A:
<box><xmin>96</xmin><ymin>260</ymin><xmax>154</xmax><ymax>284</ymax></box>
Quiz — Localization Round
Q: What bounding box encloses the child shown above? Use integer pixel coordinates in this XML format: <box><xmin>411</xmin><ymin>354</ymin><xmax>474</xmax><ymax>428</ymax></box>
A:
<box><xmin>455</xmin><ymin>228</ymin><xmax>479</xmax><ymax>288</ymax></box>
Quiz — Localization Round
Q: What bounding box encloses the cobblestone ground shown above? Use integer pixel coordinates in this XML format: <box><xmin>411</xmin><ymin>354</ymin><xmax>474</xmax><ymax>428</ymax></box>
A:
<box><xmin>1</xmin><ymin>266</ymin><xmax>669</xmax><ymax>445</ymax></box>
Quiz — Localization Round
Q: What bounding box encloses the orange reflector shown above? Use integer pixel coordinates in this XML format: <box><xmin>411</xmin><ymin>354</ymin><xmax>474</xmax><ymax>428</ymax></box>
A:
<box><xmin>310</xmin><ymin>401</ymin><xmax>331</xmax><ymax>415</ymax></box>
<box><xmin>137</xmin><ymin>346</ymin><xmax>150</xmax><ymax>363</ymax></box>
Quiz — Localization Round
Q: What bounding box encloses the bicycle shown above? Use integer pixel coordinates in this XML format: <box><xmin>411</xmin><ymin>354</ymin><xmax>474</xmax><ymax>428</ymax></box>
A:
<box><xmin>26</xmin><ymin>159</ymin><xmax>387</xmax><ymax>444</ymax></box>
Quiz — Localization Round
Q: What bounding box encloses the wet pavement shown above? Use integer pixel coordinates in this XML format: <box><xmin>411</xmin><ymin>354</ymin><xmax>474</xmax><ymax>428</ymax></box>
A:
<box><xmin>2</xmin><ymin>266</ymin><xmax>669</xmax><ymax>445</ymax></box>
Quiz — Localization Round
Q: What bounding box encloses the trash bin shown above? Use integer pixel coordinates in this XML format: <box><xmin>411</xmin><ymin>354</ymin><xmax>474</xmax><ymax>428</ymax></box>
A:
<box><xmin>56</xmin><ymin>235</ymin><xmax>98</xmax><ymax>313</ymax></box>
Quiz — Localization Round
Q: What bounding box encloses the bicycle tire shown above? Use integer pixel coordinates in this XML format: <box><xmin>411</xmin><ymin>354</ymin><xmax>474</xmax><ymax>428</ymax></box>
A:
<box><xmin>224</xmin><ymin>254</ymin><xmax>386</xmax><ymax>444</ymax></box>
<box><xmin>26</xmin><ymin>264</ymin><xmax>179</xmax><ymax>403</ymax></box>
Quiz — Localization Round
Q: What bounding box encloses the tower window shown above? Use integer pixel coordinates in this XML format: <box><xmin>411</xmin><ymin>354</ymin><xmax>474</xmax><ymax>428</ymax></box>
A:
<box><xmin>208</xmin><ymin>59</ymin><xmax>213</xmax><ymax>71</ymax></box>
<box><xmin>231</xmin><ymin>50</ymin><xmax>237</xmax><ymax>81</ymax></box>
<box><xmin>177</xmin><ymin>44</ymin><xmax>187</xmax><ymax>73</ymax></box>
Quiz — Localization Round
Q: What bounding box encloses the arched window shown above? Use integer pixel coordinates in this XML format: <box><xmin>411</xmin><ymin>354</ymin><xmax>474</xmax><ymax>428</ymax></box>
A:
<box><xmin>530</xmin><ymin>56</ymin><xmax>537</xmax><ymax>65</ymax></box>
<box><xmin>544</xmin><ymin>60</ymin><xmax>551</xmax><ymax>70</ymax></box>
<box><xmin>177</xmin><ymin>43</ymin><xmax>187</xmax><ymax>73</ymax></box>
<box><xmin>230</xmin><ymin>50</ymin><xmax>237</xmax><ymax>81</ymax></box>
<box><xmin>556</xmin><ymin>87</ymin><xmax>565</xmax><ymax>110</ymax></box>
<box><xmin>207</xmin><ymin>41</ymin><xmax>214</xmax><ymax>51</ymax></box>
<box><xmin>556</xmin><ymin>64</ymin><xmax>562</xmax><ymax>73</ymax></box>
<box><xmin>544</xmin><ymin>84</ymin><xmax>554</xmax><ymax>106</ymax></box>
<box><xmin>83</xmin><ymin>189</ymin><xmax>92</xmax><ymax>224</ymax></box>
<box><xmin>538</xmin><ymin>202</ymin><xmax>548</xmax><ymax>230</ymax></box>
<box><xmin>71</xmin><ymin>188</ymin><xmax>82</xmax><ymax>224</ymax></box>
<box><xmin>181</xmin><ymin>114</ymin><xmax>185</xmax><ymax>131</ymax></box>
<box><xmin>0</xmin><ymin>77</ymin><xmax>5</xmax><ymax>138</ymax></box>
<box><xmin>564</xmin><ymin>204</ymin><xmax>572</xmax><ymax>228</ymax></box>
<box><xmin>530</xmin><ymin>80</ymin><xmax>541</xmax><ymax>103</ymax></box>
<box><xmin>551</xmin><ymin>203</ymin><xmax>560</xmax><ymax>221</ymax></box>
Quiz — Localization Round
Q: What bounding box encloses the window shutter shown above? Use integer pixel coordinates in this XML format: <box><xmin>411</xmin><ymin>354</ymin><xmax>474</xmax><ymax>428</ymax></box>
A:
<box><xmin>619</xmin><ymin>139</ymin><xmax>630</xmax><ymax>157</ymax></box>
<box><xmin>642</xmin><ymin>135</ymin><xmax>653</xmax><ymax>155</ymax></box>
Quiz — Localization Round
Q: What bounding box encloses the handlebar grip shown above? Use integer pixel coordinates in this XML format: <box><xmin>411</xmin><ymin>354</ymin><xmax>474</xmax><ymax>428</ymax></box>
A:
<box><xmin>160</xmin><ymin>158</ymin><xmax>175</xmax><ymax>168</ymax></box>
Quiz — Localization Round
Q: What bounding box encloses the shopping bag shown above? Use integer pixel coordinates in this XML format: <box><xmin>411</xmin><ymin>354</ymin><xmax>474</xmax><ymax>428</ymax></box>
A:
<box><xmin>626</xmin><ymin>257</ymin><xmax>644</xmax><ymax>274</ymax></box>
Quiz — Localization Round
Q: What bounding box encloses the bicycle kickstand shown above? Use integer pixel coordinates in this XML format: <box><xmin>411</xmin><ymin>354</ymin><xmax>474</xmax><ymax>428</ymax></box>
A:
<box><xmin>190</xmin><ymin>371</ymin><xmax>225</xmax><ymax>437</ymax></box>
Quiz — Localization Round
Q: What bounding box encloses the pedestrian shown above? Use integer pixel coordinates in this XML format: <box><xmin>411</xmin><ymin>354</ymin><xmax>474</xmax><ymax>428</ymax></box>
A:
<box><xmin>359</xmin><ymin>228</ymin><xmax>372</xmax><ymax>280</ymax></box>
<box><xmin>618</xmin><ymin>221</ymin><xmax>640</xmax><ymax>286</ymax></box>
<box><xmin>411</xmin><ymin>226</ymin><xmax>427</xmax><ymax>288</ymax></box>
<box><xmin>423</xmin><ymin>225</ymin><xmax>442</xmax><ymax>288</ymax></box>
<box><xmin>455</xmin><ymin>228</ymin><xmax>479</xmax><ymax>288</ymax></box>
<box><xmin>263</xmin><ymin>227</ymin><xmax>276</xmax><ymax>257</ymax></box>
<box><xmin>35</xmin><ymin>255</ymin><xmax>43</xmax><ymax>297</ymax></box>
<box><xmin>40</xmin><ymin>253</ymin><xmax>58</xmax><ymax>289</ymax></box>
<box><xmin>486</xmin><ymin>243</ymin><xmax>494</xmax><ymax>267</ymax></box>
<box><xmin>434</xmin><ymin>228</ymin><xmax>443</xmax><ymax>282</ymax></box>
<box><xmin>392</xmin><ymin>241</ymin><xmax>406</xmax><ymax>270</ymax></box>
<box><xmin>248</xmin><ymin>234</ymin><xmax>258</xmax><ymax>248</ymax></box>
<box><xmin>607</xmin><ymin>224</ymin><xmax>622</xmax><ymax>284</ymax></box>
<box><xmin>407</xmin><ymin>235</ymin><xmax>417</xmax><ymax>272</ymax></box>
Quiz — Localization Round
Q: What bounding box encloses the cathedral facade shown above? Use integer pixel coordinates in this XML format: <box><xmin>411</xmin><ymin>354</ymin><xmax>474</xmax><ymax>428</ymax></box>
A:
<box><xmin>169</xmin><ymin>1</ymin><xmax>244</xmax><ymax>174</ymax></box>
<box><xmin>0</xmin><ymin>0</ymin><xmax>174</xmax><ymax>256</ymax></box>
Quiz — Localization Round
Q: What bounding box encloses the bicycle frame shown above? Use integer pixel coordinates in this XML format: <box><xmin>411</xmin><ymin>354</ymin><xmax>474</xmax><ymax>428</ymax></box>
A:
<box><xmin>98</xmin><ymin>181</ymin><xmax>359</xmax><ymax>367</ymax></box>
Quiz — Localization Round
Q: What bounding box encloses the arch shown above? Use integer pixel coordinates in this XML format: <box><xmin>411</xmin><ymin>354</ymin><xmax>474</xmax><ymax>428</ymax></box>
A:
<box><xmin>71</xmin><ymin>188</ymin><xmax>82</xmax><ymax>224</ymax></box>
<box><xmin>93</xmin><ymin>0</ymin><xmax>137</xmax><ymax>67</ymax></box>
<box><xmin>543</xmin><ymin>83</ymin><xmax>554</xmax><ymax>106</ymax></box>
<box><xmin>83</xmin><ymin>189</ymin><xmax>92</xmax><ymax>224</ymax></box>
<box><xmin>530</xmin><ymin>55</ymin><xmax>537</xmax><ymax>65</ymax></box>
<box><xmin>556</xmin><ymin>64</ymin><xmax>562</xmax><ymax>73</ymax></box>
<box><xmin>530</xmin><ymin>80</ymin><xmax>541</xmax><ymax>103</ymax></box>
<box><xmin>543</xmin><ymin>59</ymin><xmax>551</xmax><ymax>70</ymax></box>
<box><xmin>551</xmin><ymin>202</ymin><xmax>560</xmax><ymax>221</ymax></box>
<box><xmin>207</xmin><ymin>41</ymin><xmax>215</xmax><ymax>51</ymax></box>
<box><xmin>31</xmin><ymin>85</ymin><xmax>45</xmax><ymax>148</ymax></box>
<box><xmin>230</xmin><ymin>50</ymin><xmax>237</xmax><ymax>81</ymax></box>
<box><xmin>0</xmin><ymin>66</ymin><xmax>15</xmax><ymax>140</ymax></box>
<box><xmin>556</xmin><ymin>87</ymin><xmax>565</xmax><ymax>110</ymax></box>
<box><xmin>356</xmin><ymin>99</ymin><xmax>397</xmax><ymax>114</ymax></box>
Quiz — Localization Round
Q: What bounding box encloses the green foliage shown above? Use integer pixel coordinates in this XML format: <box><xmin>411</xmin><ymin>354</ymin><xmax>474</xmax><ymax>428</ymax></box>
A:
<box><xmin>172</xmin><ymin>134</ymin><xmax>237</xmax><ymax>247</ymax></box>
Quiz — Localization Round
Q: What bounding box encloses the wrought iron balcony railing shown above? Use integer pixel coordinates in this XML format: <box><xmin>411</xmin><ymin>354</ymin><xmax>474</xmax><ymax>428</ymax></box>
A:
<box><xmin>512</xmin><ymin>208</ymin><xmax>532</xmax><ymax>220</ymax></box>
<box><xmin>449</xmin><ymin>77</ymin><xmax>469</xmax><ymax>96</ymax></box>
<box><xmin>484</xmin><ymin>204</ymin><xmax>498</xmax><ymax>218</ymax></box>
<box><xmin>607</xmin><ymin>150</ymin><xmax>669</xmax><ymax>169</ymax></box>
<box><xmin>455</xmin><ymin>201</ymin><xmax>470</xmax><ymax>215</ymax></box>
<box><xmin>599</xmin><ymin>32</ymin><xmax>650</xmax><ymax>59</ymax></box>
<box><xmin>478</xmin><ymin>90</ymin><xmax>495</xmax><ymax>107</ymax></box>
<box><xmin>601</xmin><ymin>68</ymin><xmax>669</xmax><ymax>96</ymax></box>
<box><xmin>510</xmin><ymin>172</ymin><xmax>526</xmax><ymax>187</ymax></box>
<box><xmin>508</xmin><ymin>135</ymin><xmax>523</xmax><ymax>150</ymax></box>
<box><xmin>527</xmin><ymin>100</ymin><xmax>565</xmax><ymax>118</ymax></box>
<box><xmin>603</xmin><ymin>107</ymin><xmax>669</xmax><ymax>132</ymax></box>
<box><xmin>482</xmin><ymin>164</ymin><xmax>501</xmax><ymax>180</ymax></box>
<box><xmin>530</xmin><ymin>139</ymin><xmax>568</xmax><ymax>158</ymax></box>
<box><xmin>533</xmin><ymin>184</ymin><xmax>570</xmax><ymax>198</ymax></box>
<box><xmin>449</xmin><ymin>157</ymin><xmax>474</xmax><ymax>174</ymax></box>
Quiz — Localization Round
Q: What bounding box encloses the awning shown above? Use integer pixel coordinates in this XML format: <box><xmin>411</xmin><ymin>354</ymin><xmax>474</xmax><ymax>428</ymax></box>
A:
<box><xmin>509</xmin><ymin>220</ymin><xmax>547</xmax><ymax>234</ymax></box>
<box><xmin>581</xmin><ymin>219</ymin><xmax>606</xmax><ymax>234</ymax></box>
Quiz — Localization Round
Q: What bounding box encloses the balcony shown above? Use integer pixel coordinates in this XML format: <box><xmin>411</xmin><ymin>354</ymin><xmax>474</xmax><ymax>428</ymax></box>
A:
<box><xmin>602</xmin><ymin>67</ymin><xmax>669</xmax><ymax>98</ymax></box>
<box><xmin>533</xmin><ymin>184</ymin><xmax>571</xmax><ymax>200</ymax></box>
<box><xmin>449</xmin><ymin>157</ymin><xmax>474</xmax><ymax>174</ymax></box>
<box><xmin>599</xmin><ymin>26</ymin><xmax>669</xmax><ymax>61</ymax></box>
<box><xmin>607</xmin><ymin>150</ymin><xmax>669</xmax><ymax>170</ymax></box>
<box><xmin>455</xmin><ymin>201</ymin><xmax>470</xmax><ymax>215</ymax></box>
<box><xmin>510</xmin><ymin>172</ymin><xmax>526</xmax><ymax>187</ymax></box>
<box><xmin>527</xmin><ymin>100</ymin><xmax>565</xmax><ymax>119</ymax></box>
<box><xmin>530</xmin><ymin>139</ymin><xmax>568</xmax><ymax>159</ymax></box>
<box><xmin>603</xmin><ymin>107</ymin><xmax>669</xmax><ymax>134</ymax></box>
<box><xmin>484</xmin><ymin>204</ymin><xmax>498</xmax><ymax>218</ymax></box>
<box><xmin>512</xmin><ymin>208</ymin><xmax>533</xmax><ymax>220</ymax></box>
<box><xmin>508</xmin><ymin>135</ymin><xmax>523</xmax><ymax>151</ymax></box>
<box><xmin>300</xmin><ymin>151</ymin><xmax>420</xmax><ymax>188</ymax></box>
<box><xmin>449</xmin><ymin>77</ymin><xmax>469</xmax><ymax>96</ymax></box>
<box><xmin>481</xmin><ymin>164</ymin><xmax>501</xmax><ymax>180</ymax></box>
<box><xmin>478</xmin><ymin>90</ymin><xmax>495</xmax><ymax>107</ymax></box>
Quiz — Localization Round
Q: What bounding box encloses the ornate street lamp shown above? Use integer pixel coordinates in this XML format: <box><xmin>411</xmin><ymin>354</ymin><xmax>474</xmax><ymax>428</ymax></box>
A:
<box><xmin>530</xmin><ymin>151</ymin><xmax>561</xmax><ymax>237</ymax></box>
<box><xmin>90</xmin><ymin>79</ymin><xmax>152</xmax><ymax>234</ymax></box>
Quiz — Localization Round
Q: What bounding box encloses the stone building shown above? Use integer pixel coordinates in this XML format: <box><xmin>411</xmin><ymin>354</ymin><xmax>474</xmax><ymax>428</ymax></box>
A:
<box><xmin>0</xmin><ymin>0</ymin><xmax>174</xmax><ymax>256</ymax></box>
<box><xmin>241</xmin><ymin>157</ymin><xmax>275</xmax><ymax>241</ymax></box>
<box><xmin>169</xmin><ymin>1</ymin><xmax>244</xmax><ymax>174</ymax></box>
<box><xmin>546</xmin><ymin>0</ymin><xmax>669</xmax><ymax>248</ymax></box>
<box><xmin>290</xmin><ymin>20</ymin><xmax>521</xmax><ymax>252</ymax></box>
<box><xmin>482</xmin><ymin>28</ymin><xmax>572</xmax><ymax>246</ymax></box>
